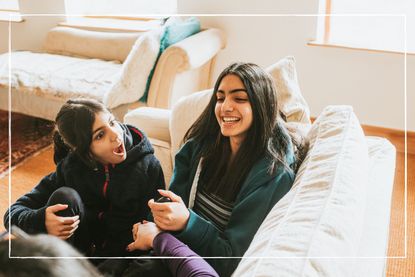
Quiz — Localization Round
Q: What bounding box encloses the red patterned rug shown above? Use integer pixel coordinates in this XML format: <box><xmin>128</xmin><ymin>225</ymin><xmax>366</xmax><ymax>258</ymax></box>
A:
<box><xmin>0</xmin><ymin>111</ymin><xmax>54</xmax><ymax>177</ymax></box>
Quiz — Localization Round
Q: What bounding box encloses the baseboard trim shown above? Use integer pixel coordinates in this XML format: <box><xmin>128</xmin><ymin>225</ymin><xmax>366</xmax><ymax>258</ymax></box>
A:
<box><xmin>310</xmin><ymin>117</ymin><xmax>415</xmax><ymax>155</ymax></box>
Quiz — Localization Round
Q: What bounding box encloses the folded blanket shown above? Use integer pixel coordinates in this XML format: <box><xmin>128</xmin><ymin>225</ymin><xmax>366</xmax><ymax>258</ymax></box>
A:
<box><xmin>0</xmin><ymin>51</ymin><xmax>120</xmax><ymax>102</ymax></box>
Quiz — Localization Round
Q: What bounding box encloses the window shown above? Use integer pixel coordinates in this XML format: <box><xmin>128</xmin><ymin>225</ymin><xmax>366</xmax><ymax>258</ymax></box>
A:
<box><xmin>315</xmin><ymin>0</ymin><xmax>415</xmax><ymax>53</ymax></box>
<box><xmin>65</xmin><ymin>0</ymin><xmax>177</xmax><ymax>16</ymax></box>
<box><xmin>0</xmin><ymin>0</ymin><xmax>22</xmax><ymax>22</ymax></box>
<box><xmin>63</xmin><ymin>0</ymin><xmax>176</xmax><ymax>31</ymax></box>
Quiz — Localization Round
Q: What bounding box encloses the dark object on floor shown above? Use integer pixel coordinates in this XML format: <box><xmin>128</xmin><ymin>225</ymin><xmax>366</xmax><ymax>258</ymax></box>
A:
<box><xmin>0</xmin><ymin>111</ymin><xmax>54</xmax><ymax>176</ymax></box>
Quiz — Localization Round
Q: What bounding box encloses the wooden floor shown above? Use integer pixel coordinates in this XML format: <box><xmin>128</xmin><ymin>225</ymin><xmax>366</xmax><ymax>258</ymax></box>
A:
<box><xmin>386</xmin><ymin>151</ymin><xmax>415</xmax><ymax>276</ymax></box>
<box><xmin>0</xmin><ymin>146</ymin><xmax>55</xmax><ymax>233</ymax></box>
<box><xmin>0</xmin><ymin>145</ymin><xmax>413</xmax><ymax>277</ymax></box>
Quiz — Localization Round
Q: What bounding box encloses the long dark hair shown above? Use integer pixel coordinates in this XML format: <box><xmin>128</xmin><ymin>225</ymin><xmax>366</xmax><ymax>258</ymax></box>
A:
<box><xmin>53</xmin><ymin>98</ymin><xmax>109</xmax><ymax>168</ymax></box>
<box><xmin>183</xmin><ymin>62</ymin><xmax>307</xmax><ymax>202</ymax></box>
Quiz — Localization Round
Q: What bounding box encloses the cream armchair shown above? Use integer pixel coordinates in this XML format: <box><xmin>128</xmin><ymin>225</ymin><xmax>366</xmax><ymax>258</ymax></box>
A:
<box><xmin>0</xmin><ymin>25</ymin><xmax>226</xmax><ymax>121</ymax></box>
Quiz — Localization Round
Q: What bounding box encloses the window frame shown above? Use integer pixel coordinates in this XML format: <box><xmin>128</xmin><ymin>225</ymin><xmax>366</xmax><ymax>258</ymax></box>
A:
<box><xmin>311</xmin><ymin>0</ymin><xmax>414</xmax><ymax>55</ymax></box>
<box><xmin>0</xmin><ymin>0</ymin><xmax>23</xmax><ymax>22</ymax></box>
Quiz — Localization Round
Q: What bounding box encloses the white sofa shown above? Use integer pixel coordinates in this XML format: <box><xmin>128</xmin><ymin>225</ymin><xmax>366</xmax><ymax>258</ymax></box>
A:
<box><xmin>124</xmin><ymin>57</ymin><xmax>396</xmax><ymax>276</ymax></box>
<box><xmin>0</xmin><ymin>25</ymin><xmax>226</xmax><ymax>121</ymax></box>
<box><xmin>233</xmin><ymin>107</ymin><xmax>396</xmax><ymax>277</ymax></box>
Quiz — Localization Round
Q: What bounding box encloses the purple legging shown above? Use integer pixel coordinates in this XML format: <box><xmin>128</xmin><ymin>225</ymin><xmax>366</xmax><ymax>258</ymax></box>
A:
<box><xmin>153</xmin><ymin>232</ymin><xmax>219</xmax><ymax>277</ymax></box>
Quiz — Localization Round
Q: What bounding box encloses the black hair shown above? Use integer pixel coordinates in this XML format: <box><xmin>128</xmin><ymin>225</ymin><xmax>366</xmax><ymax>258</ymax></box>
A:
<box><xmin>53</xmin><ymin>98</ymin><xmax>109</xmax><ymax>168</ymax></box>
<box><xmin>183</xmin><ymin>62</ymin><xmax>307</xmax><ymax>202</ymax></box>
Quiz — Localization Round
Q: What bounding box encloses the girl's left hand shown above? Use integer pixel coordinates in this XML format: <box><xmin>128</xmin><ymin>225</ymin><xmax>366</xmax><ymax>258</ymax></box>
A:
<box><xmin>127</xmin><ymin>221</ymin><xmax>161</xmax><ymax>252</ymax></box>
<box><xmin>148</xmin><ymin>189</ymin><xmax>190</xmax><ymax>232</ymax></box>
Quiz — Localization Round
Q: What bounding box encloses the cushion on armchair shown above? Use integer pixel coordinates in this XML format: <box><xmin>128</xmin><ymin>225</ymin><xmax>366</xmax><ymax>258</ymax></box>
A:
<box><xmin>43</xmin><ymin>26</ymin><xmax>142</xmax><ymax>63</ymax></box>
<box><xmin>159</xmin><ymin>17</ymin><xmax>201</xmax><ymax>51</ymax></box>
<box><xmin>233</xmin><ymin>105</ymin><xmax>369</xmax><ymax>277</ymax></box>
<box><xmin>266</xmin><ymin>56</ymin><xmax>310</xmax><ymax>124</ymax></box>
<box><xmin>103</xmin><ymin>29</ymin><xmax>163</xmax><ymax>109</ymax></box>
<box><xmin>140</xmin><ymin>17</ymin><xmax>201</xmax><ymax>103</ymax></box>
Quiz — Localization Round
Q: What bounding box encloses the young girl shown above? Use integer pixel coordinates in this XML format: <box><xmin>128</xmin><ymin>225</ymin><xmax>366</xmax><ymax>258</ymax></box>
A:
<box><xmin>4</xmin><ymin>98</ymin><xmax>165</xmax><ymax>258</ymax></box>
<box><xmin>128</xmin><ymin>62</ymin><xmax>307</xmax><ymax>277</ymax></box>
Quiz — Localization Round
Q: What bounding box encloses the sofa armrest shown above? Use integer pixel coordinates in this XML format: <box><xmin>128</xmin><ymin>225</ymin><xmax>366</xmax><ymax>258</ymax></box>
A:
<box><xmin>147</xmin><ymin>28</ymin><xmax>226</xmax><ymax>109</ymax></box>
<box><xmin>124</xmin><ymin>107</ymin><xmax>171</xmax><ymax>142</ymax></box>
<box><xmin>164</xmin><ymin>28</ymin><xmax>226</xmax><ymax>71</ymax></box>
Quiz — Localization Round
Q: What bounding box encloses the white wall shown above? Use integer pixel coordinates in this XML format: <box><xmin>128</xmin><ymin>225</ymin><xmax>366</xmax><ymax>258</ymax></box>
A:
<box><xmin>178</xmin><ymin>0</ymin><xmax>318</xmax><ymax>14</ymax></box>
<box><xmin>0</xmin><ymin>0</ymin><xmax>65</xmax><ymax>53</ymax></box>
<box><xmin>0</xmin><ymin>0</ymin><xmax>413</xmax><ymax>130</ymax></box>
<box><xmin>0</xmin><ymin>16</ymin><xmax>65</xmax><ymax>53</ymax></box>
<box><xmin>178</xmin><ymin>0</ymin><xmax>415</xmax><ymax>131</ymax></box>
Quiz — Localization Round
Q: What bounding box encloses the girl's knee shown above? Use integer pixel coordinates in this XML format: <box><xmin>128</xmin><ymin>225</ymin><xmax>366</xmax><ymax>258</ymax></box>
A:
<box><xmin>48</xmin><ymin>187</ymin><xmax>84</xmax><ymax>217</ymax></box>
<box><xmin>49</xmin><ymin>187</ymin><xmax>81</xmax><ymax>203</ymax></box>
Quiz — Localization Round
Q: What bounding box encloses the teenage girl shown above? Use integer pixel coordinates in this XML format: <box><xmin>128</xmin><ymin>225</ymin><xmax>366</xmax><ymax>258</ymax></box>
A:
<box><xmin>129</xmin><ymin>62</ymin><xmax>307</xmax><ymax>277</ymax></box>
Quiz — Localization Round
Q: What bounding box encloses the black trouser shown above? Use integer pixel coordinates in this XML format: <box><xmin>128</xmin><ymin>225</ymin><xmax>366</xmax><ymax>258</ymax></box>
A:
<box><xmin>46</xmin><ymin>187</ymin><xmax>90</xmax><ymax>254</ymax></box>
<box><xmin>46</xmin><ymin>187</ymin><xmax>171</xmax><ymax>277</ymax></box>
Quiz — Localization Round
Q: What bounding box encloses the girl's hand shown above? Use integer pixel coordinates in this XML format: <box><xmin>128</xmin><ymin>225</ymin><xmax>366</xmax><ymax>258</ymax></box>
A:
<box><xmin>45</xmin><ymin>204</ymin><xmax>80</xmax><ymax>240</ymax></box>
<box><xmin>127</xmin><ymin>221</ymin><xmax>161</xmax><ymax>251</ymax></box>
<box><xmin>148</xmin><ymin>190</ymin><xmax>190</xmax><ymax>231</ymax></box>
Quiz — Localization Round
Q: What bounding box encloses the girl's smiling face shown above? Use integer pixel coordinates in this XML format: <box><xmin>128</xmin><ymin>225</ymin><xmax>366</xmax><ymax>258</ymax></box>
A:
<box><xmin>215</xmin><ymin>74</ymin><xmax>253</xmax><ymax>150</ymax></box>
<box><xmin>90</xmin><ymin>112</ymin><xmax>126</xmax><ymax>165</ymax></box>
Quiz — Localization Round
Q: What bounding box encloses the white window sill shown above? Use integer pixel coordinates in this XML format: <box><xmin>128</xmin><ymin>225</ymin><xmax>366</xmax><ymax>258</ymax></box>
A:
<box><xmin>308</xmin><ymin>40</ymin><xmax>415</xmax><ymax>56</ymax></box>
<box><xmin>0</xmin><ymin>11</ymin><xmax>24</xmax><ymax>23</ymax></box>
<box><xmin>59</xmin><ymin>17</ymin><xmax>164</xmax><ymax>32</ymax></box>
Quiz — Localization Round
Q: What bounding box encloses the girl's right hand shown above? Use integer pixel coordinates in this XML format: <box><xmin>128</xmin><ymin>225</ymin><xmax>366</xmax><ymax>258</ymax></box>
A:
<box><xmin>45</xmin><ymin>204</ymin><xmax>80</xmax><ymax>240</ymax></box>
<box><xmin>148</xmin><ymin>190</ymin><xmax>190</xmax><ymax>232</ymax></box>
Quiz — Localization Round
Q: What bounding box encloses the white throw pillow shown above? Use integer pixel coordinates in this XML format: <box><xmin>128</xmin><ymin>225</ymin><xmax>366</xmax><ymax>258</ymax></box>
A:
<box><xmin>266</xmin><ymin>56</ymin><xmax>311</xmax><ymax>124</ymax></box>
<box><xmin>233</xmin><ymin>105</ymin><xmax>369</xmax><ymax>277</ymax></box>
<box><xmin>103</xmin><ymin>29</ymin><xmax>163</xmax><ymax>109</ymax></box>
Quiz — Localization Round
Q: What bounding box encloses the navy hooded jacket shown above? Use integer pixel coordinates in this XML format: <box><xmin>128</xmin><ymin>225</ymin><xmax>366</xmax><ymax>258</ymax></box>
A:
<box><xmin>4</xmin><ymin>124</ymin><xmax>165</xmax><ymax>256</ymax></box>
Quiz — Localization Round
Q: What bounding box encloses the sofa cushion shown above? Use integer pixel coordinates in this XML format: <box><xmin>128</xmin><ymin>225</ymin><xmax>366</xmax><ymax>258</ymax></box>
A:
<box><xmin>266</xmin><ymin>56</ymin><xmax>311</xmax><ymax>124</ymax></box>
<box><xmin>233</xmin><ymin>105</ymin><xmax>369</xmax><ymax>277</ymax></box>
<box><xmin>124</xmin><ymin>107</ymin><xmax>171</xmax><ymax>142</ymax></box>
<box><xmin>353</xmin><ymin>137</ymin><xmax>396</xmax><ymax>277</ymax></box>
<box><xmin>43</xmin><ymin>26</ymin><xmax>142</xmax><ymax>63</ymax></box>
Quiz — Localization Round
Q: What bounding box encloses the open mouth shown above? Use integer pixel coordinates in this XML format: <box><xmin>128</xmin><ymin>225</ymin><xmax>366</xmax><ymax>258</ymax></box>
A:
<box><xmin>113</xmin><ymin>143</ymin><xmax>125</xmax><ymax>156</ymax></box>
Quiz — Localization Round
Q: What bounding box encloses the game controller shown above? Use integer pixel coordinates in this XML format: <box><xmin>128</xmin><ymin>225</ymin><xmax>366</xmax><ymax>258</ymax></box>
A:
<box><xmin>156</xmin><ymin>196</ymin><xmax>172</xmax><ymax>203</ymax></box>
